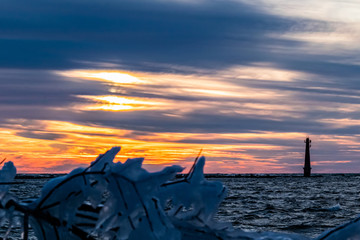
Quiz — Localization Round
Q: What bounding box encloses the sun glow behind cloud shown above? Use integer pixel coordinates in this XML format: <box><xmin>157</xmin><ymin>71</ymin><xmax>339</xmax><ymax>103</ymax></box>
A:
<box><xmin>57</xmin><ymin>68</ymin><xmax>289</xmax><ymax>118</ymax></box>
<box><xmin>78</xmin><ymin>95</ymin><xmax>169</xmax><ymax>111</ymax></box>
<box><xmin>0</xmin><ymin>64</ymin><xmax>358</xmax><ymax>173</ymax></box>
<box><xmin>1</xmin><ymin>66</ymin><xmax>294</xmax><ymax>173</ymax></box>
<box><xmin>60</xmin><ymin>67</ymin><xmax>302</xmax><ymax>116</ymax></box>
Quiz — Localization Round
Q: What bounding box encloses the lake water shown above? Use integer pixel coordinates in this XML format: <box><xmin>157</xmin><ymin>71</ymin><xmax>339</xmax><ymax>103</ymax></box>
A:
<box><xmin>213</xmin><ymin>174</ymin><xmax>360</xmax><ymax>238</ymax></box>
<box><xmin>8</xmin><ymin>174</ymin><xmax>360</xmax><ymax>239</ymax></box>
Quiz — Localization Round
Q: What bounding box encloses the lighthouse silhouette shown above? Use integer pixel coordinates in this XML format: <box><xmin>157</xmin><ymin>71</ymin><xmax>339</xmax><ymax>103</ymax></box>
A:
<box><xmin>304</xmin><ymin>137</ymin><xmax>311</xmax><ymax>177</ymax></box>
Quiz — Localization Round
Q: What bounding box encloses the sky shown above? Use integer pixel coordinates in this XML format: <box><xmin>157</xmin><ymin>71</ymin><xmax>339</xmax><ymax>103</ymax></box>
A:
<box><xmin>1</xmin><ymin>0</ymin><xmax>360</xmax><ymax>173</ymax></box>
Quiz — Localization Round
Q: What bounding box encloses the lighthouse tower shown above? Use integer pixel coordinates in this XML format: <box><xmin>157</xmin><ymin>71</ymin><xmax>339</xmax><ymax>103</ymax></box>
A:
<box><xmin>304</xmin><ymin>137</ymin><xmax>311</xmax><ymax>177</ymax></box>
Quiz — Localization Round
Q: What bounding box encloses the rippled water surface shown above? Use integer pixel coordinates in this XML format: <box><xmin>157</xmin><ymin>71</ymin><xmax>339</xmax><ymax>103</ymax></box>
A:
<box><xmin>7</xmin><ymin>174</ymin><xmax>360</xmax><ymax>239</ymax></box>
<box><xmin>214</xmin><ymin>174</ymin><xmax>360</xmax><ymax>238</ymax></box>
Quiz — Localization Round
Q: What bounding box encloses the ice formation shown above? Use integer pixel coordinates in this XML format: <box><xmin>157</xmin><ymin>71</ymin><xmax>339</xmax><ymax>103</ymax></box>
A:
<box><xmin>0</xmin><ymin>147</ymin><xmax>358</xmax><ymax>239</ymax></box>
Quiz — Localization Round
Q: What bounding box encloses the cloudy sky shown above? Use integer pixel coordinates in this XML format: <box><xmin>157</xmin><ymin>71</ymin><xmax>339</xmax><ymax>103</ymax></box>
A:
<box><xmin>1</xmin><ymin>0</ymin><xmax>360</xmax><ymax>173</ymax></box>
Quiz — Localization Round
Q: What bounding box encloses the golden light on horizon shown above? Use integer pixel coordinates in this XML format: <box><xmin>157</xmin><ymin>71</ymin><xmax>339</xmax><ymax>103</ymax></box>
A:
<box><xmin>0</xmin><ymin>119</ymin><xmax>319</xmax><ymax>174</ymax></box>
<box><xmin>1</xmin><ymin>118</ymin><xmax>359</xmax><ymax>174</ymax></box>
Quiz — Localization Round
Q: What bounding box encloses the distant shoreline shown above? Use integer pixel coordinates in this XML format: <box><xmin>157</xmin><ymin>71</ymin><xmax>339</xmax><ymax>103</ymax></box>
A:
<box><xmin>13</xmin><ymin>173</ymin><xmax>360</xmax><ymax>180</ymax></box>
<box><xmin>179</xmin><ymin>173</ymin><xmax>360</xmax><ymax>178</ymax></box>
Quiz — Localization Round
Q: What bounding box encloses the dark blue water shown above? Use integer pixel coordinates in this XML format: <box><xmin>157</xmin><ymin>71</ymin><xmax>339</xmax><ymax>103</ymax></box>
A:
<box><xmin>213</xmin><ymin>174</ymin><xmax>360</xmax><ymax>238</ymax></box>
<box><xmin>8</xmin><ymin>174</ymin><xmax>360</xmax><ymax>239</ymax></box>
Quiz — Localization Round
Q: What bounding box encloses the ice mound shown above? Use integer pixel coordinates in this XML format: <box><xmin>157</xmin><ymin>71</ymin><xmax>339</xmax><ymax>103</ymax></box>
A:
<box><xmin>0</xmin><ymin>147</ymin><xmax>357</xmax><ymax>239</ymax></box>
<box><xmin>326</xmin><ymin>203</ymin><xmax>341</xmax><ymax>212</ymax></box>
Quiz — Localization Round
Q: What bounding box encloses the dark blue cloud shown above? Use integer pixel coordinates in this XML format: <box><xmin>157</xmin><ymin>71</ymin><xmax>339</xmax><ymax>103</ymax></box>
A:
<box><xmin>0</xmin><ymin>0</ymin><xmax>299</xmax><ymax>71</ymax></box>
<box><xmin>2</xmin><ymin>0</ymin><xmax>357</xmax><ymax>83</ymax></box>
<box><xmin>0</xmin><ymin>70</ymin><xmax>107</xmax><ymax>106</ymax></box>
<box><xmin>50</xmin><ymin>110</ymin><xmax>340</xmax><ymax>135</ymax></box>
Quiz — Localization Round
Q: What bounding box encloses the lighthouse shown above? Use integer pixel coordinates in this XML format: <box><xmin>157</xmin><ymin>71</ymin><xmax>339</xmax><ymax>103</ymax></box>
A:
<box><xmin>304</xmin><ymin>137</ymin><xmax>311</xmax><ymax>177</ymax></box>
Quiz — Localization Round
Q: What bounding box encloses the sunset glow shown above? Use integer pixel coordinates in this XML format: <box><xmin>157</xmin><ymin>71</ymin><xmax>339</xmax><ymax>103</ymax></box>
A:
<box><xmin>78</xmin><ymin>95</ymin><xmax>169</xmax><ymax>111</ymax></box>
<box><xmin>2</xmin><ymin>0</ymin><xmax>360</xmax><ymax>173</ymax></box>
<box><xmin>3</xmin><ymin>65</ymin><xmax>360</xmax><ymax>173</ymax></box>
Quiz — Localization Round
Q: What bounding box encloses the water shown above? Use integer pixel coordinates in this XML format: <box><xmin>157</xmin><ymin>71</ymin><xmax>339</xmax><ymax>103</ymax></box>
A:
<box><xmin>214</xmin><ymin>174</ymin><xmax>360</xmax><ymax>238</ymax></box>
<box><xmin>8</xmin><ymin>174</ymin><xmax>360</xmax><ymax>239</ymax></box>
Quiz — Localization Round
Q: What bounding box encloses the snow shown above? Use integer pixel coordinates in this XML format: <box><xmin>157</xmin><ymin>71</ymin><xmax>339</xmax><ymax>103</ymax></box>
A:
<box><xmin>0</xmin><ymin>147</ymin><xmax>358</xmax><ymax>239</ymax></box>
